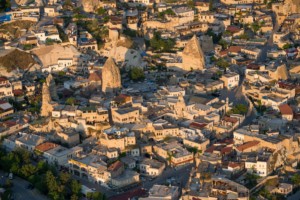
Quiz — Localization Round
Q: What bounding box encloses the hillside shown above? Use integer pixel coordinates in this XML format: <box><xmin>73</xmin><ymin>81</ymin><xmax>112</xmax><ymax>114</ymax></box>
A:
<box><xmin>0</xmin><ymin>20</ymin><xmax>35</xmax><ymax>39</ymax></box>
<box><xmin>0</xmin><ymin>49</ymin><xmax>36</xmax><ymax>72</ymax></box>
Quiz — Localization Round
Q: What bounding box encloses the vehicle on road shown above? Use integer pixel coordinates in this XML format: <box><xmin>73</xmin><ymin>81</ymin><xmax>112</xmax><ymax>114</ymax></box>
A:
<box><xmin>81</xmin><ymin>185</ymin><xmax>94</xmax><ymax>196</ymax></box>
<box><xmin>9</xmin><ymin>173</ymin><xmax>13</xmax><ymax>180</ymax></box>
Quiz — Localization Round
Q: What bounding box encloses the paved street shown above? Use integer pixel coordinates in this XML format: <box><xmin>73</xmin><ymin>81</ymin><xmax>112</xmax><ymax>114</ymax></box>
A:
<box><xmin>72</xmin><ymin>164</ymin><xmax>193</xmax><ymax>198</ymax></box>
<box><xmin>0</xmin><ymin>171</ymin><xmax>48</xmax><ymax>200</ymax></box>
<box><xmin>142</xmin><ymin>164</ymin><xmax>193</xmax><ymax>190</ymax></box>
<box><xmin>287</xmin><ymin>190</ymin><xmax>300</xmax><ymax>200</ymax></box>
<box><xmin>219</xmin><ymin>74</ymin><xmax>257</xmax><ymax>126</ymax></box>
<box><xmin>218</xmin><ymin>10</ymin><xmax>280</xmax><ymax>127</ymax></box>
<box><xmin>257</xmin><ymin>11</ymin><xmax>278</xmax><ymax>63</ymax></box>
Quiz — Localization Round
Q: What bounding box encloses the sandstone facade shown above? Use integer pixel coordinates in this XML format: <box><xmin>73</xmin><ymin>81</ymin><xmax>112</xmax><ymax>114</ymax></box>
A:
<box><xmin>101</xmin><ymin>57</ymin><xmax>121</xmax><ymax>93</ymax></box>
<box><xmin>182</xmin><ymin>35</ymin><xmax>205</xmax><ymax>71</ymax></box>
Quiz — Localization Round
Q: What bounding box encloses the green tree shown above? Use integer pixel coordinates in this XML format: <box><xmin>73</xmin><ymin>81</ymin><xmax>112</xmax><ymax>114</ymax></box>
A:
<box><xmin>251</xmin><ymin>22</ymin><xmax>261</xmax><ymax>33</ymax></box>
<box><xmin>70</xmin><ymin>180</ymin><xmax>81</xmax><ymax>197</ymax></box>
<box><xmin>130</xmin><ymin>67</ymin><xmax>145</xmax><ymax>81</ymax></box>
<box><xmin>46</xmin><ymin>171</ymin><xmax>61</xmax><ymax>199</ymax></box>
<box><xmin>97</xmin><ymin>7</ymin><xmax>106</xmax><ymax>15</ymax></box>
<box><xmin>218</xmin><ymin>39</ymin><xmax>228</xmax><ymax>49</ymax></box>
<box><xmin>229</xmin><ymin>104</ymin><xmax>248</xmax><ymax>115</ymax></box>
<box><xmin>87</xmin><ymin>192</ymin><xmax>106</xmax><ymax>200</ymax></box>
<box><xmin>150</xmin><ymin>31</ymin><xmax>175</xmax><ymax>52</ymax></box>
<box><xmin>158</xmin><ymin>8</ymin><xmax>175</xmax><ymax>19</ymax></box>
<box><xmin>209</xmin><ymin>0</ymin><xmax>213</xmax><ymax>11</ymax></box>
<box><xmin>70</xmin><ymin>195</ymin><xmax>79</xmax><ymax>200</ymax></box>
<box><xmin>206</xmin><ymin>29</ymin><xmax>222</xmax><ymax>43</ymax></box>
<box><xmin>5</xmin><ymin>0</ymin><xmax>10</xmax><ymax>9</ymax></box>
<box><xmin>292</xmin><ymin>173</ymin><xmax>300</xmax><ymax>186</ymax></box>
<box><xmin>59</xmin><ymin>172</ymin><xmax>71</xmax><ymax>185</ymax></box>
<box><xmin>282</xmin><ymin>43</ymin><xmax>292</xmax><ymax>49</ymax></box>
<box><xmin>187</xmin><ymin>0</ymin><xmax>194</xmax><ymax>8</ymax></box>
<box><xmin>216</xmin><ymin>58</ymin><xmax>229</xmax><ymax>69</ymax></box>
<box><xmin>20</xmin><ymin>164</ymin><xmax>37</xmax><ymax>178</ymax></box>
<box><xmin>103</xmin><ymin>16</ymin><xmax>109</xmax><ymax>23</ymax></box>
<box><xmin>66</xmin><ymin>97</ymin><xmax>76</xmax><ymax>105</ymax></box>
<box><xmin>58</xmin><ymin>71</ymin><xmax>66</xmax><ymax>76</ymax></box>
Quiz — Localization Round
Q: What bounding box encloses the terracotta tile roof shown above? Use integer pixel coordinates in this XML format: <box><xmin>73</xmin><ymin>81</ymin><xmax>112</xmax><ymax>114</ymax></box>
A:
<box><xmin>205</xmin><ymin>145</ymin><xmax>215</xmax><ymax>153</ymax></box>
<box><xmin>3</xmin><ymin>120</ymin><xmax>17</xmax><ymax>127</ymax></box>
<box><xmin>228</xmin><ymin>162</ymin><xmax>240</xmax><ymax>169</ymax></box>
<box><xmin>247</xmin><ymin>63</ymin><xmax>260</xmax><ymax>70</ymax></box>
<box><xmin>13</xmin><ymin>89</ymin><xmax>24</xmax><ymax>96</ymax></box>
<box><xmin>219</xmin><ymin>50</ymin><xmax>228</xmax><ymax>56</ymax></box>
<box><xmin>223</xmin><ymin>116</ymin><xmax>238</xmax><ymax>123</ymax></box>
<box><xmin>109</xmin><ymin>188</ymin><xmax>147</xmax><ymax>200</ymax></box>
<box><xmin>278</xmin><ymin>81</ymin><xmax>296</xmax><ymax>90</ymax></box>
<box><xmin>228</xmin><ymin>46</ymin><xmax>242</xmax><ymax>53</ymax></box>
<box><xmin>0</xmin><ymin>77</ymin><xmax>8</xmax><ymax>82</ymax></box>
<box><xmin>278</xmin><ymin>104</ymin><xmax>293</xmax><ymax>115</ymax></box>
<box><xmin>35</xmin><ymin>142</ymin><xmax>59</xmax><ymax>152</ymax></box>
<box><xmin>108</xmin><ymin>160</ymin><xmax>123</xmax><ymax>172</ymax></box>
<box><xmin>190</xmin><ymin>122</ymin><xmax>207</xmax><ymax>129</ymax></box>
<box><xmin>0</xmin><ymin>100</ymin><xmax>7</xmax><ymax>104</ymax></box>
<box><xmin>226</xmin><ymin>25</ymin><xmax>242</xmax><ymax>33</ymax></box>
<box><xmin>219</xmin><ymin>138</ymin><xmax>234</xmax><ymax>145</ymax></box>
<box><xmin>221</xmin><ymin>146</ymin><xmax>232</xmax><ymax>154</ymax></box>
<box><xmin>236</xmin><ymin>140</ymin><xmax>260</xmax><ymax>152</ymax></box>
<box><xmin>195</xmin><ymin>2</ymin><xmax>209</xmax><ymax>6</ymax></box>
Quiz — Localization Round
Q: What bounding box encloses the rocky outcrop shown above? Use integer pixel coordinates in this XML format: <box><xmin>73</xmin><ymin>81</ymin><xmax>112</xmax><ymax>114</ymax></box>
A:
<box><xmin>200</xmin><ymin>35</ymin><xmax>214</xmax><ymax>53</ymax></box>
<box><xmin>46</xmin><ymin>74</ymin><xmax>59</xmax><ymax>101</ymax></box>
<box><xmin>182</xmin><ymin>35</ymin><xmax>205</xmax><ymax>71</ymax></box>
<box><xmin>41</xmin><ymin>74</ymin><xmax>59</xmax><ymax>117</ymax></box>
<box><xmin>285</xmin><ymin>0</ymin><xmax>300</xmax><ymax>14</ymax></box>
<box><xmin>0</xmin><ymin>49</ymin><xmax>36</xmax><ymax>73</ymax></box>
<box><xmin>13</xmin><ymin>0</ymin><xmax>44</xmax><ymax>6</ymax></box>
<box><xmin>81</xmin><ymin>0</ymin><xmax>100</xmax><ymax>12</ymax></box>
<box><xmin>32</xmin><ymin>45</ymin><xmax>80</xmax><ymax>67</ymax></box>
<box><xmin>101</xmin><ymin>57</ymin><xmax>121</xmax><ymax>93</ymax></box>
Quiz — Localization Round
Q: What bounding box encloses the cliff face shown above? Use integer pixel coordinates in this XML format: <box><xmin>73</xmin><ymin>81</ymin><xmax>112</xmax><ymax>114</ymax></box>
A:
<box><xmin>81</xmin><ymin>0</ymin><xmax>100</xmax><ymax>12</ymax></box>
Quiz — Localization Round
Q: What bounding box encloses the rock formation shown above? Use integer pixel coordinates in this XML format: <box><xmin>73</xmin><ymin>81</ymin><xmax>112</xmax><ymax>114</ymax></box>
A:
<box><xmin>32</xmin><ymin>45</ymin><xmax>80</xmax><ymax>68</ymax></box>
<box><xmin>41</xmin><ymin>74</ymin><xmax>59</xmax><ymax>117</ymax></box>
<box><xmin>81</xmin><ymin>0</ymin><xmax>100</xmax><ymax>12</ymax></box>
<box><xmin>268</xmin><ymin>64</ymin><xmax>289</xmax><ymax>80</ymax></box>
<box><xmin>200</xmin><ymin>35</ymin><xmax>214</xmax><ymax>53</ymax></box>
<box><xmin>276</xmin><ymin>64</ymin><xmax>289</xmax><ymax>80</ymax></box>
<box><xmin>46</xmin><ymin>74</ymin><xmax>59</xmax><ymax>101</ymax></box>
<box><xmin>284</xmin><ymin>0</ymin><xmax>300</xmax><ymax>14</ymax></box>
<box><xmin>14</xmin><ymin>0</ymin><xmax>44</xmax><ymax>6</ymax></box>
<box><xmin>101</xmin><ymin>57</ymin><xmax>121</xmax><ymax>93</ymax></box>
<box><xmin>182</xmin><ymin>35</ymin><xmax>205</xmax><ymax>71</ymax></box>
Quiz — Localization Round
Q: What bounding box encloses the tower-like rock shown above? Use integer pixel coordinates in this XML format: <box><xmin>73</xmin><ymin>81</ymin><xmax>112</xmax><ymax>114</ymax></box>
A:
<box><xmin>41</xmin><ymin>83</ymin><xmax>53</xmax><ymax>117</ymax></box>
<box><xmin>182</xmin><ymin>35</ymin><xmax>205</xmax><ymax>71</ymax></box>
<box><xmin>41</xmin><ymin>74</ymin><xmax>58</xmax><ymax>117</ymax></box>
<box><xmin>46</xmin><ymin>74</ymin><xmax>58</xmax><ymax>101</ymax></box>
<box><xmin>101</xmin><ymin>57</ymin><xmax>121</xmax><ymax>93</ymax></box>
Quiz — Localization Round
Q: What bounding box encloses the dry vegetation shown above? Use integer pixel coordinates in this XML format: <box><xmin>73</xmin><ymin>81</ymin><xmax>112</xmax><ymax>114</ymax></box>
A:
<box><xmin>0</xmin><ymin>20</ymin><xmax>35</xmax><ymax>39</ymax></box>
<box><xmin>116</xmin><ymin>36</ymin><xmax>134</xmax><ymax>48</ymax></box>
<box><xmin>0</xmin><ymin>49</ymin><xmax>36</xmax><ymax>72</ymax></box>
